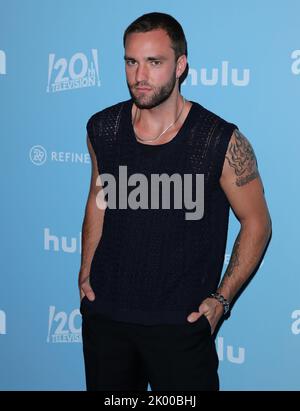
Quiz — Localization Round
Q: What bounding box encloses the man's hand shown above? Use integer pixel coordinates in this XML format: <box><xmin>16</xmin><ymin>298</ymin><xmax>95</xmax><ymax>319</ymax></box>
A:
<box><xmin>187</xmin><ymin>298</ymin><xmax>224</xmax><ymax>334</ymax></box>
<box><xmin>78</xmin><ymin>270</ymin><xmax>96</xmax><ymax>303</ymax></box>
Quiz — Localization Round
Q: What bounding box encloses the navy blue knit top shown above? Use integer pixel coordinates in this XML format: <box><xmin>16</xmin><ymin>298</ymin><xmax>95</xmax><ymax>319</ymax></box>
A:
<box><xmin>80</xmin><ymin>99</ymin><xmax>237</xmax><ymax>325</ymax></box>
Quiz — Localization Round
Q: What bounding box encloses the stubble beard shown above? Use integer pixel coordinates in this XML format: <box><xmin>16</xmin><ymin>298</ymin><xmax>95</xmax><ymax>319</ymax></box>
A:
<box><xmin>128</xmin><ymin>70</ymin><xmax>177</xmax><ymax>109</ymax></box>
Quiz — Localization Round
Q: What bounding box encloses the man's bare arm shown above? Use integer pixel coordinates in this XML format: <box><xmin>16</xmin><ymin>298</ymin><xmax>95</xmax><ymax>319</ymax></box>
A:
<box><xmin>187</xmin><ymin>129</ymin><xmax>272</xmax><ymax>331</ymax></box>
<box><xmin>217</xmin><ymin>129</ymin><xmax>271</xmax><ymax>301</ymax></box>
<box><xmin>78</xmin><ymin>134</ymin><xmax>105</xmax><ymax>302</ymax></box>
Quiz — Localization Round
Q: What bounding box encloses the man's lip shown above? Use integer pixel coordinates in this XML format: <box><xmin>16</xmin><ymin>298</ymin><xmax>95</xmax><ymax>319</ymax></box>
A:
<box><xmin>135</xmin><ymin>87</ymin><xmax>152</xmax><ymax>91</ymax></box>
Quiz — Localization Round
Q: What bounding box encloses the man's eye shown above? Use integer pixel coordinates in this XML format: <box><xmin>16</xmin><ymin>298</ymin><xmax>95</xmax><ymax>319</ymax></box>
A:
<box><xmin>151</xmin><ymin>60</ymin><xmax>161</xmax><ymax>66</ymax></box>
<box><xmin>126</xmin><ymin>60</ymin><xmax>136</xmax><ymax>66</ymax></box>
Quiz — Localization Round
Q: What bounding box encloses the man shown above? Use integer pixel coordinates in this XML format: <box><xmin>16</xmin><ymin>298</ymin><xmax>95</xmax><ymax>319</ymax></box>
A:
<box><xmin>78</xmin><ymin>12</ymin><xmax>271</xmax><ymax>391</ymax></box>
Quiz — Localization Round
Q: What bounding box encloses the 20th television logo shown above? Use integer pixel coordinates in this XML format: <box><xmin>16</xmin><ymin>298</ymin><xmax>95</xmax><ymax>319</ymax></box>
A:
<box><xmin>46</xmin><ymin>49</ymin><xmax>100</xmax><ymax>93</ymax></box>
<box><xmin>0</xmin><ymin>50</ymin><xmax>6</xmax><ymax>75</ymax></box>
<box><xmin>47</xmin><ymin>306</ymin><xmax>81</xmax><ymax>343</ymax></box>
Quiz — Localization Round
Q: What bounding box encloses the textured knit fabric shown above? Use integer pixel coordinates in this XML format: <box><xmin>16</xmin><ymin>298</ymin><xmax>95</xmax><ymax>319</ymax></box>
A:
<box><xmin>80</xmin><ymin>99</ymin><xmax>238</xmax><ymax>325</ymax></box>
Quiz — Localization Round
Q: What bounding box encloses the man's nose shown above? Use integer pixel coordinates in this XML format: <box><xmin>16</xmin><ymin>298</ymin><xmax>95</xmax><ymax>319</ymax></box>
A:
<box><xmin>135</xmin><ymin>63</ymin><xmax>148</xmax><ymax>83</ymax></box>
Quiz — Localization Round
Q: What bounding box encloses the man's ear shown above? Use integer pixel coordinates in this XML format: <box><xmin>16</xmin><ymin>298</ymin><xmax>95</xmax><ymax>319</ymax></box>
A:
<box><xmin>176</xmin><ymin>55</ymin><xmax>187</xmax><ymax>79</ymax></box>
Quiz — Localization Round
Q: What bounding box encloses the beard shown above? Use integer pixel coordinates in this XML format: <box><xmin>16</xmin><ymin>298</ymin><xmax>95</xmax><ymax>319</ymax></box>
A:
<box><xmin>127</xmin><ymin>69</ymin><xmax>177</xmax><ymax>109</ymax></box>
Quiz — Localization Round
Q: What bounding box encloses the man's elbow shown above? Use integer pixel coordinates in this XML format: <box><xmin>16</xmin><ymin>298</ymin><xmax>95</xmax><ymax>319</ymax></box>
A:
<box><xmin>242</xmin><ymin>212</ymin><xmax>272</xmax><ymax>242</ymax></box>
<box><xmin>266</xmin><ymin>214</ymin><xmax>272</xmax><ymax>240</ymax></box>
<box><xmin>262</xmin><ymin>208</ymin><xmax>272</xmax><ymax>241</ymax></box>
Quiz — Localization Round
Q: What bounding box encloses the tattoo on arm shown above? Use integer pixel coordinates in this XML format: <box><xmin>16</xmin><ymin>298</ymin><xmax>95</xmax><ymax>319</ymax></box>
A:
<box><xmin>225</xmin><ymin>129</ymin><xmax>259</xmax><ymax>187</ymax></box>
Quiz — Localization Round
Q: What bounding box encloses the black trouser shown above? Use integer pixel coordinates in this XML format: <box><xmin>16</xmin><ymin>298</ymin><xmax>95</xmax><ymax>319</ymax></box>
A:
<box><xmin>81</xmin><ymin>312</ymin><xmax>219</xmax><ymax>391</ymax></box>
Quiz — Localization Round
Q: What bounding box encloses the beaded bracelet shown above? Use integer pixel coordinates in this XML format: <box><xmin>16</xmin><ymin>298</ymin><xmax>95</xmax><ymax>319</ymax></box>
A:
<box><xmin>210</xmin><ymin>292</ymin><xmax>230</xmax><ymax>315</ymax></box>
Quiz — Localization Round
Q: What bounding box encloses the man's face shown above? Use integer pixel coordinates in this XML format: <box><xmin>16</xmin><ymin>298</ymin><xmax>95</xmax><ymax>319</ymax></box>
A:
<box><xmin>124</xmin><ymin>29</ymin><xmax>178</xmax><ymax>109</ymax></box>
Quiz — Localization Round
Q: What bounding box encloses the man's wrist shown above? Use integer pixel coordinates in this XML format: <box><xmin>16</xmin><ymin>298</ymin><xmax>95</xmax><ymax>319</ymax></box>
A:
<box><xmin>209</xmin><ymin>292</ymin><xmax>230</xmax><ymax>315</ymax></box>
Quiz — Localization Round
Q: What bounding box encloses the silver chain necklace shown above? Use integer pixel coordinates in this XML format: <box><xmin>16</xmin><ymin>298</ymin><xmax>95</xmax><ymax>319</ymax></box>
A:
<box><xmin>132</xmin><ymin>97</ymin><xmax>186</xmax><ymax>143</ymax></box>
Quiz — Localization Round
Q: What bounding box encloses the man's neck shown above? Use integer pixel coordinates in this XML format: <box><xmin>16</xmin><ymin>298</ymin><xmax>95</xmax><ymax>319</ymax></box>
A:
<box><xmin>133</xmin><ymin>92</ymin><xmax>184</xmax><ymax>135</ymax></box>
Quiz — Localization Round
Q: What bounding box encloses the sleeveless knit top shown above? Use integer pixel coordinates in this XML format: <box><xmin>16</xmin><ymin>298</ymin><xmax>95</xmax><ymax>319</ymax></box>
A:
<box><xmin>80</xmin><ymin>98</ymin><xmax>238</xmax><ymax>325</ymax></box>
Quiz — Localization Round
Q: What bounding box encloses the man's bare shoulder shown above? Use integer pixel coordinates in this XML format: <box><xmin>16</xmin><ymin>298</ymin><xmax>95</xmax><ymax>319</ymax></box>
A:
<box><xmin>222</xmin><ymin>128</ymin><xmax>259</xmax><ymax>188</ymax></box>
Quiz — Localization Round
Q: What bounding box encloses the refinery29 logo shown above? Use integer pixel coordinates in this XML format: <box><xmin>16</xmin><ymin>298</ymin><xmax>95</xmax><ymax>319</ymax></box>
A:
<box><xmin>46</xmin><ymin>49</ymin><xmax>100</xmax><ymax>93</ymax></box>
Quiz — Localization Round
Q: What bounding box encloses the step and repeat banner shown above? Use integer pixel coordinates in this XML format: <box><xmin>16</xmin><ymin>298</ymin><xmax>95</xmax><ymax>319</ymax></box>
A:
<box><xmin>0</xmin><ymin>0</ymin><xmax>299</xmax><ymax>390</ymax></box>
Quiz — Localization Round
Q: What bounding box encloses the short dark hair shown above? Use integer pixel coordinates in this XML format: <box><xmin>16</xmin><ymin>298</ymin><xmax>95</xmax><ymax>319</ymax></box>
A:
<box><xmin>123</xmin><ymin>12</ymin><xmax>188</xmax><ymax>60</ymax></box>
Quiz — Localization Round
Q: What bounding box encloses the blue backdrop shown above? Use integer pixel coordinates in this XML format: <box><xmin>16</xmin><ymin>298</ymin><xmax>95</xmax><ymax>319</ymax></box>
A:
<box><xmin>1</xmin><ymin>0</ymin><xmax>299</xmax><ymax>391</ymax></box>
